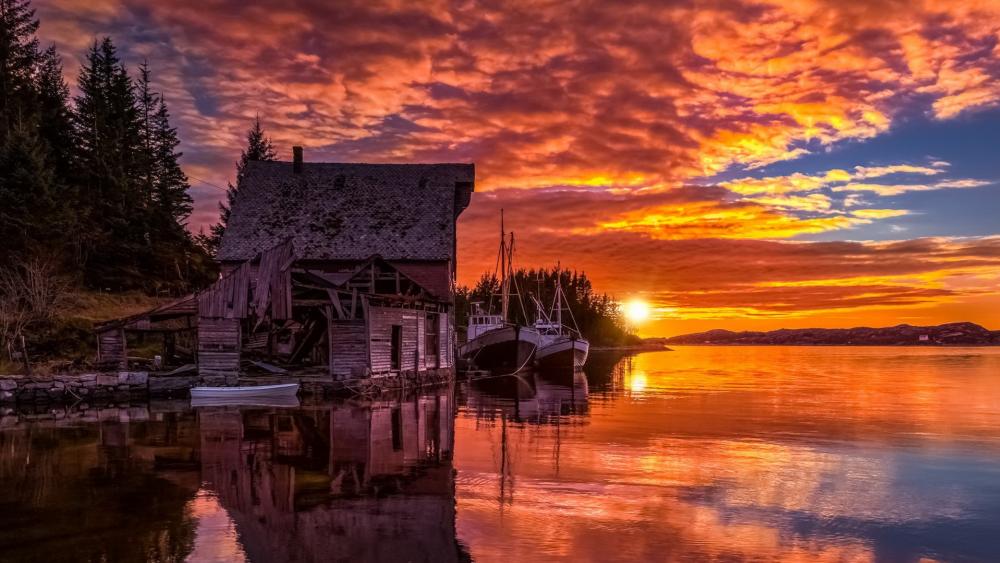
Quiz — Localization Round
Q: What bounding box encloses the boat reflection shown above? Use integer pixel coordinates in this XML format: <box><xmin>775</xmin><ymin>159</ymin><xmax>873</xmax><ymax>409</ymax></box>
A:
<box><xmin>460</xmin><ymin>369</ymin><xmax>590</xmax><ymax>424</ymax></box>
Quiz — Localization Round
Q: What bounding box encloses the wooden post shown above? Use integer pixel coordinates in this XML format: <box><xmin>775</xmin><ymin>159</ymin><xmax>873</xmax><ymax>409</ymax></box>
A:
<box><xmin>19</xmin><ymin>335</ymin><xmax>30</xmax><ymax>376</ymax></box>
<box><xmin>326</xmin><ymin>305</ymin><xmax>334</xmax><ymax>378</ymax></box>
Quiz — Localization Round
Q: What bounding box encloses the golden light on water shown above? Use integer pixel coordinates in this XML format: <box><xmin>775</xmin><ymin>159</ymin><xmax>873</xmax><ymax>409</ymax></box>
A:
<box><xmin>624</xmin><ymin>299</ymin><xmax>651</xmax><ymax>324</ymax></box>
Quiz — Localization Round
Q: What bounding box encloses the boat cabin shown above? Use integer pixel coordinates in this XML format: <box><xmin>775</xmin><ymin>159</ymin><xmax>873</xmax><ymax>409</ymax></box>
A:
<box><xmin>466</xmin><ymin>303</ymin><xmax>506</xmax><ymax>341</ymax></box>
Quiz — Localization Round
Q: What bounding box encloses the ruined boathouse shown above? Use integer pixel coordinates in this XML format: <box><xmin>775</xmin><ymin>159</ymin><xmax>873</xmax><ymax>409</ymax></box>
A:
<box><xmin>95</xmin><ymin>148</ymin><xmax>474</xmax><ymax>389</ymax></box>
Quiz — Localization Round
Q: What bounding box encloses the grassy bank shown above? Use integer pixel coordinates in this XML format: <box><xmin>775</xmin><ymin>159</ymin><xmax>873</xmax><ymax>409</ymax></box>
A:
<box><xmin>0</xmin><ymin>290</ymin><xmax>167</xmax><ymax>374</ymax></box>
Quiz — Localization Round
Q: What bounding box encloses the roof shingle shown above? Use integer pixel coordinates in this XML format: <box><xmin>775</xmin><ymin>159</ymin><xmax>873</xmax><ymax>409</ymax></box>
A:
<box><xmin>217</xmin><ymin>161</ymin><xmax>474</xmax><ymax>262</ymax></box>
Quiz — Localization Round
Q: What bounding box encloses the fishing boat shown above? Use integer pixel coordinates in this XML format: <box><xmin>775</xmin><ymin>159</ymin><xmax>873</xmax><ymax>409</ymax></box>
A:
<box><xmin>459</xmin><ymin>216</ymin><xmax>540</xmax><ymax>373</ymax></box>
<box><xmin>190</xmin><ymin>383</ymin><xmax>299</xmax><ymax>401</ymax></box>
<box><xmin>532</xmin><ymin>275</ymin><xmax>589</xmax><ymax>369</ymax></box>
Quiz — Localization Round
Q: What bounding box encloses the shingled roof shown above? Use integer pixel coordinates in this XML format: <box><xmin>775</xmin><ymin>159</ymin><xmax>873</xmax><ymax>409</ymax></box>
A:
<box><xmin>217</xmin><ymin>160</ymin><xmax>475</xmax><ymax>262</ymax></box>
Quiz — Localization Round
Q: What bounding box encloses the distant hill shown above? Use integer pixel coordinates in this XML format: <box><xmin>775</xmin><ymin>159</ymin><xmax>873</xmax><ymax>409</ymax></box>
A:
<box><xmin>663</xmin><ymin>322</ymin><xmax>1000</xmax><ymax>346</ymax></box>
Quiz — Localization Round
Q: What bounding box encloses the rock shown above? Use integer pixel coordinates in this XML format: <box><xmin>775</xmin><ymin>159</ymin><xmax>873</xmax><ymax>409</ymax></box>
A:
<box><xmin>96</xmin><ymin>374</ymin><xmax>118</xmax><ymax>387</ymax></box>
<box><xmin>0</xmin><ymin>391</ymin><xmax>14</xmax><ymax>402</ymax></box>
<box><xmin>129</xmin><ymin>372</ymin><xmax>148</xmax><ymax>386</ymax></box>
<box><xmin>149</xmin><ymin>375</ymin><xmax>198</xmax><ymax>395</ymax></box>
<box><xmin>0</xmin><ymin>379</ymin><xmax>17</xmax><ymax>391</ymax></box>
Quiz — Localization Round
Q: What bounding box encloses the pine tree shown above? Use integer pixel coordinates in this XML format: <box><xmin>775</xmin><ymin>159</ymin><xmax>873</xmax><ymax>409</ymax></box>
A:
<box><xmin>0</xmin><ymin>121</ymin><xmax>59</xmax><ymax>260</ymax></box>
<box><xmin>35</xmin><ymin>46</ymin><xmax>73</xmax><ymax>174</ymax></box>
<box><xmin>136</xmin><ymin>61</ymin><xmax>212</xmax><ymax>292</ymax></box>
<box><xmin>0</xmin><ymin>0</ymin><xmax>75</xmax><ymax>265</ymax></box>
<box><xmin>73</xmin><ymin>37</ymin><xmax>146</xmax><ymax>289</ymax></box>
<box><xmin>0</xmin><ymin>0</ymin><xmax>40</xmax><ymax>144</ymax></box>
<box><xmin>206</xmin><ymin>115</ymin><xmax>277</xmax><ymax>253</ymax></box>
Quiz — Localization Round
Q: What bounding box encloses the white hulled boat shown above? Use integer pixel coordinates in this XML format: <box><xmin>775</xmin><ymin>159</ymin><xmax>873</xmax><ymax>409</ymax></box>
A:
<box><xmin>532</xmin><ymin>277</ymin><xmax>589</xmax><ymax>369</ymax></box>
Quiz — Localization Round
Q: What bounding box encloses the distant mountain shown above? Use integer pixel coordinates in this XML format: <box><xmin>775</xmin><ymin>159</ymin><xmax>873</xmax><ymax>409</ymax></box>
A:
<box><xmin>663</xmin><ymin>322</ymin><xmax>1000</xmax><ymax>346</ymax></box>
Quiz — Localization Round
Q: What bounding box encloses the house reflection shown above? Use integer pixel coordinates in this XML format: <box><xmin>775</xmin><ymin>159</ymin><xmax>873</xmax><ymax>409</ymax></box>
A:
<box><xmin>198</xmin><ymin>385</ymin><xmax>465</xmax><ymax>563</ymax></box>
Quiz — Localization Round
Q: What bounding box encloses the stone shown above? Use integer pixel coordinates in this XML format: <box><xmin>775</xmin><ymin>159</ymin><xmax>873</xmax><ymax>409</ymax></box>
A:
<box><xmin>78</xmin><ymin>374</ymin><xmax>98</xmax><ymax>383</ymax></box>
<box><xmin>0</xmin><ymin>379</ymin><xmax>17</xmax><ymax>391</ymax></box>
<box><xmin>149</xmin><ymin>375</ymin><xmax>198</xmax><ymax>395</ymax></box>
<box><xmin>96</xmin><ymin>374</ymin><xmax>118</xmax><ymax>387</ymax></box>
<box><xmin>0</xmin><ymin>391</ymin><xmax>14</xmax><ymax>402</ymax></box>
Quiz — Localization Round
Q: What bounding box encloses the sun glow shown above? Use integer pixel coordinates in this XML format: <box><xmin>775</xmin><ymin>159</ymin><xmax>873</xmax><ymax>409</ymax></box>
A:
<box><xmin>624</xmin><ymin>299</ymin><xmax>651</xmax><ymax>324</ymax></box>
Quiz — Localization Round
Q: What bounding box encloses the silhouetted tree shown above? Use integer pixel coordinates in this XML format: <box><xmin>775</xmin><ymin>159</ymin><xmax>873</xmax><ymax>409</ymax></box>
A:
<box><xmin>0</xmin><ymin>0</ymin><xmax>75</xmax><ymax>265</ymax></box>
<box><xmin>205</xmin><ymin>115</ymin><xmax>277</xmax><ymax>253</ymax></box>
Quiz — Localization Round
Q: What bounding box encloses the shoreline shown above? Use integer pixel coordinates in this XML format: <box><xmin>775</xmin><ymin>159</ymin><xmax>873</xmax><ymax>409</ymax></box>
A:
<box><xmin>659</xmin><ymin>342</ymin><xmax>1000</xmax><ymax>347</ymax></box>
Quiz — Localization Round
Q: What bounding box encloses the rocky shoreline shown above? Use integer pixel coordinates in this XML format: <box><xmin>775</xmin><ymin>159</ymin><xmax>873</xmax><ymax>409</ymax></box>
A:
<box><xmin>0</xmin><ymin>367</ymin><xmax>456</xmax><ymax>406</ymax></box>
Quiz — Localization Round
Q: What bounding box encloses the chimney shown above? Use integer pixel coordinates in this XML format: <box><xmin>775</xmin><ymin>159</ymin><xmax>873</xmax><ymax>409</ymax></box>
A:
<box><xmin>292</xmin><ymin>146</ymin><xmax>303</xmax><ymax>174</ymax></box>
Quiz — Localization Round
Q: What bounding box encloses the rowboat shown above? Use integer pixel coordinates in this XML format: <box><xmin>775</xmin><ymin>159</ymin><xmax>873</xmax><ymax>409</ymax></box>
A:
<box><xmin>190</xmin><ymin>383</ymin><xmax>299</xmax><ymax>400</ymax></box>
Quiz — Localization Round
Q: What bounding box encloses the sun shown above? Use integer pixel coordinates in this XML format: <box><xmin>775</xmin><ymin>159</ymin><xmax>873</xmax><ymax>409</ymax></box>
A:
<box><xmin>624</xmin><ymin>299</ymin><xmax>650</xmax><ymax>324</ymax></box>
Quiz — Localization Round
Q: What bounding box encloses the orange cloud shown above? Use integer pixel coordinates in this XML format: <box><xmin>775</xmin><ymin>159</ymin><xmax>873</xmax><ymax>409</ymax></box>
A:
<box><xmin>30</xmin><ymin>0</ymin><xmax>1000</xmax><ymax>332</ymax></box>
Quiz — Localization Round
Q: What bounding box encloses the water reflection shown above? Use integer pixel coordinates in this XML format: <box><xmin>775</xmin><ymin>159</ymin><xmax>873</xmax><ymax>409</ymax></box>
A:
<box><xmin>3</xmin><ymin>348</ymin><xmax>1000</xmax><ymax>562</ymax></box>
<box><xmin>0</xmin><ymin>387</ymin><xmax>463</xmax><ymax>563</ymax></box>
<box><xmin>454</xmin><ymin>347</ymin><xmax>1000</xmax><ymax>562</ymax></box>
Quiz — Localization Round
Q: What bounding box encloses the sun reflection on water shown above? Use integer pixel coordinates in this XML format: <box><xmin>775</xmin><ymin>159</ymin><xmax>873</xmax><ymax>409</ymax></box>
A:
<box><xmin>453</xmin><ymin>346</ymin><xmax>1000</xmax><ymax>562</ymax></box>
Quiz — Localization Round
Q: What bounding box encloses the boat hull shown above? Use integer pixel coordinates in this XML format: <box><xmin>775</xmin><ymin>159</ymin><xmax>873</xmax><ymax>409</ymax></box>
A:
<box><xmin>536</xmin><ymin>336</ymin><xmax>589</xmax><ymax>369</ymax></box>
<box><xmin>460</xmin><ymin>325</ymin><xmax>540</xmax><ymax>373</ymax></box>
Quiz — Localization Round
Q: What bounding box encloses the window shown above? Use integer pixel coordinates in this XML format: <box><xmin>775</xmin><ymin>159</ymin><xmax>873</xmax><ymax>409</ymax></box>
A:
<box><xmin>390</xmin><ymin>325</ymin><xmax>402</xmax><ymax>371</ymax></box>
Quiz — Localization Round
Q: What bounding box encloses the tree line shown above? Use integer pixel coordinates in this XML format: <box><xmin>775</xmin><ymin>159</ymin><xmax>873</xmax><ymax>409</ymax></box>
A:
<box><xmin>0</xmin><ymin>0</ymin><xmax>282</xmax><ymax>365</ymax></box>
<box><xmin>0</xmin><ymin>0</ymin><xmax>275</xmax><ymax>294</ymax></box>
<box><xmin>456</xmin><ymin>267</ymin><xmax>640</xmax><ymax>347</ymax></box>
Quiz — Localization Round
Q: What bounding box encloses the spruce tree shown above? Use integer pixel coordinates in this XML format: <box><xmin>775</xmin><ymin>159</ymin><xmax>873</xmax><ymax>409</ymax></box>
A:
<box><xmin>0</xmin><ymin>0</ymin><xmax>75</xmax><ymax>265</ymax></box>
<box><xmin>206</xmin><ymin>115</ymin><xmax>276</xmax><ymax>253</ymax></box>
<box><xmin>0</xmin><ymin>0</ymin><xmax>39</xmax><ymax>144</ymax></box>
<box><xmin>136</xmin><ymin>61</ymin><xmax>212</xmax><ymax>292</ymax></box>
<box><xmin>73</xmin><ymin>37</ymin><xmax>146</xmax><ymax>289</ymax></box>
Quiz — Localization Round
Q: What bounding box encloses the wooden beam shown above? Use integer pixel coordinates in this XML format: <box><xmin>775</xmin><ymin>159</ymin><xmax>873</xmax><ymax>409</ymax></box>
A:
<box><xmin>326</xmin><ymin>305</ymin><xmax>334</xmax><ymax>378</ymax></box>
<box><xmin>293</xmin><ymin>298</ymin><xmax>334</xmax><ymax>307</ymax></box>
<box><xmin>326</xmin><ymin>289</ymin><xmax>345</xmax><ymax>319</ymax></box>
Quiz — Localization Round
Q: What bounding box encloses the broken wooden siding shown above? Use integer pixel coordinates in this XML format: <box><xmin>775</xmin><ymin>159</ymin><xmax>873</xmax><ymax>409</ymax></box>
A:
<box><xmin>368</xmin><ymin>305</ymin><xmax>421</xmax><ymax>374</ymax></box>
<box><xmin>250</xmin><ymin>239</ymin><xmax>295</xmax><ymax>321</ymax></box>
<box><xmin>328</xmin><ymin>319</ymin><xmax>368</xmax><ymax>379</ymax></box>
<box><xmin>198</xmin><ymin>317</ymin><xmax>241</xmax><ymax>373</ymax></box>
<box><xmin>198</xmin><ymin>262</ymin><xmax>251</xmax><ymax>319</ymax></box>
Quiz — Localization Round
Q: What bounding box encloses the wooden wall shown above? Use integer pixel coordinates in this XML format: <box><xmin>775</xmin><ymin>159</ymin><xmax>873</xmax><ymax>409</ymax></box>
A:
<box><xmin>328</xmin><ymin>320</ymin><xmax>368</xmax><ymax>379</ymax></box>
<box><xmin>367</xmin><ymin>306</ymin><xmax>420</xmax><ymax>374</ymax></box>
<box><xmin>437</xmin><ymin>312</ymin><xmax>452</xmax><ymax>369</ymax></box>
<box><xmin>97</xmin><ymin>328</ymin><xmax>127</xmax><ymax>368</ymax></box>
<box><xmin>198</xmin><ymin>317</ymin><xmax>241</xmax><ymax>373</ymax></box>
<box><xmin>364</xmin><ymin>305</ymin><xmax>452</xmax><ymax>374</ymax></box>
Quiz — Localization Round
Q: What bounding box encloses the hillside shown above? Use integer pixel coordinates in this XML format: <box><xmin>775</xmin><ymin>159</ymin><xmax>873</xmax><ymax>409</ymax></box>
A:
<box><xmin>663</xmin><ymin>322</ymin><xmax>1000</xmax><ymax>346</ymax></box>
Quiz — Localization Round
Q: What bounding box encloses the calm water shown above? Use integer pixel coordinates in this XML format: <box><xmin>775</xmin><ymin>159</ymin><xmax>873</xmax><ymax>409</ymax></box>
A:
<box><xmin>2</xmin><ymin>347</ymin><xmax>1000</xmax><ymax>562</ymax></box>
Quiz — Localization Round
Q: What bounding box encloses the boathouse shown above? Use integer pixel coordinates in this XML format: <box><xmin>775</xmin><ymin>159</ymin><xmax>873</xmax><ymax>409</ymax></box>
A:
<box><xmin>96</xmin><ymin>149</ymin><xmax>474</xmax><ymax>383</ymax></box>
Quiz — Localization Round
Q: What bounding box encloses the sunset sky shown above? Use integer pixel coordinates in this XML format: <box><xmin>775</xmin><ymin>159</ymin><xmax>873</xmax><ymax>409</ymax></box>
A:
<box><xmin>34</xmin><ymin>0</ymin><xmax>1000</xmax><ymax>336</ymax></box>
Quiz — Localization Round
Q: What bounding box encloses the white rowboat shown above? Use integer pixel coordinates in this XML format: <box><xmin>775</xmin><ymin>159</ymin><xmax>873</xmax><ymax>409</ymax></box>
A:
<box><xmin>190</xmin><ymin>383</ymin><xmax>299</xmax><ymax>400</ymax></box>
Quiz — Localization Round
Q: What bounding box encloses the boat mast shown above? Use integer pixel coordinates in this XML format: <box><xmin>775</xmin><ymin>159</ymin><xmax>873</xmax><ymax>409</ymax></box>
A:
<box><xmin>500</xmin><ymin>211</ymin><xmax>509</xmax><ymax>321</ymax></box>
